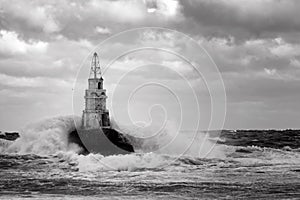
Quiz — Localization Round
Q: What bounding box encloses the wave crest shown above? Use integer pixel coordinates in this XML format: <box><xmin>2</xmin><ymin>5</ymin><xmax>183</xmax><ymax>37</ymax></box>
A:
<box><xmin>2</xmin><ymin>116</ymin><xmax>82</xmax><ymax>155</ymax></box>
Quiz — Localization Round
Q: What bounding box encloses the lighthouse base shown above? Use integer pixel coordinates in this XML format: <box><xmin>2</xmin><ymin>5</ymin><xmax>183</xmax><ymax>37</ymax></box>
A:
<box><xmin>69</xmin><ymin>128</ymin><xmax>134</xmax><ymax>156</ymax></box>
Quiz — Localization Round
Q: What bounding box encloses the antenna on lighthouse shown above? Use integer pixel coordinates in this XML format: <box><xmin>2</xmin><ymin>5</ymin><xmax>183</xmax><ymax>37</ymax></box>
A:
<box><xmin>90</xmin><ymin>52</ymin><xmax>101</xmax><ymax>79</ymax></box>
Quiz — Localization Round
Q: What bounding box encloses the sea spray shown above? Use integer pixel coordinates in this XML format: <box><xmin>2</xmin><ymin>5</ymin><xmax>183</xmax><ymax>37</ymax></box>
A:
<box><xmin>4</xmin><ymin>116</ymin><xmax>82</xmax><ymax>155</ymax></box>
<box><xmin>111</xmin><ymin>119</ymin><xmax>225</xmax><ymax>158</ymax></box>
<box><xmin>0</xmin><ymin>139</ymin><xmax>12</xmax><ymax>153</ymax></box>
<box><xmin>0</xmin><ymin>115</ymin><xmax>226</xmax><ymax>172</ymax></box>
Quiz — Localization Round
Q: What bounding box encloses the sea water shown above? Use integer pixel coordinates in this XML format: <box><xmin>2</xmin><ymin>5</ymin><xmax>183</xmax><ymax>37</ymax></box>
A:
<box><xmin>0</xmin><ymin>116</ymin><xmax>299</xmax><ymax>199</ymax></box>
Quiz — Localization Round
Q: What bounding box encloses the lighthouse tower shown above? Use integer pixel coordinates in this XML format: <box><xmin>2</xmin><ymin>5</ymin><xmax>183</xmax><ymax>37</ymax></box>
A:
<box><xmin>82</xmin><ymin>52</ymin><xmax>110</xmax><ymax>129</ymax></box>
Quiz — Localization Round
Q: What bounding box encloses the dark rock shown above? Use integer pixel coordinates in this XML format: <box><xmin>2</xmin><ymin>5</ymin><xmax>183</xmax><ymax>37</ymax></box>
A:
<box><xmin>102</xmin><ymin>128</ymin><xmax>134</xmax><ymax>153</ymax></box>
<box><xmin>68</xmin><ymin>128</ymin><xmax>134</xmax><ymax>155</ymax></box>
<box><xmin>0</xmin><ymin>132</ymin><xmax>19</xmax><ymax>141</ymax></box>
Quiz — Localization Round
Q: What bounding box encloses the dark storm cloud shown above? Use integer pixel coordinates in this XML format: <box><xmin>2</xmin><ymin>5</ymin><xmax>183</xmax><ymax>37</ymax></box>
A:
<box><xmin>181</xmin><ymin>0</ymin><xmax>300</xmax><ymax>41</ymax></box>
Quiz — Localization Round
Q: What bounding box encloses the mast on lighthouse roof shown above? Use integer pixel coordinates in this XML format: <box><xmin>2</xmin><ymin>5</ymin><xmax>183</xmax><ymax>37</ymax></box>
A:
<box><xmin>82</xmin><ymin>52</ymin><xmax>110</xmax><ymax>129</ymax></box>
<box><xmin>90</xmin><ymin>52</ymin><xmax>101</xmax><ymax>79</ymax></box>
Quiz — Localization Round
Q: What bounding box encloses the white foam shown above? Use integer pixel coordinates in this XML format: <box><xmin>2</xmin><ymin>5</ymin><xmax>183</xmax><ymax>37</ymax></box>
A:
<box><xmin>3</xmin><ymin>115</ymin><xmax>82</xmax><ymax>155</ymax></box>
<box><xmin>74</xmin><ymin>152</ymin><xmax>169</xmax><ymax>172</ymax></box>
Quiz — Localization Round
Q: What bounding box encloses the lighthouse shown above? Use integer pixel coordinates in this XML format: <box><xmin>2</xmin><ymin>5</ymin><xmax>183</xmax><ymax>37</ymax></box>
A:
<box><xmin>82</xmin><ymin>52</ymin><xmax>110</xmax><ymax>129</ymax></box>
<box><xmin>76</xmin><ymin>52</ymin><xmax>134</xmax><ymax>155</ymax></box>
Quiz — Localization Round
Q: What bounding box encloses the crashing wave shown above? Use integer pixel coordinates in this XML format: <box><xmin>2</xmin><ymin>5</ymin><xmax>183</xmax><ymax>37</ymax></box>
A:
<box><xmin>2</xmin><ymin>116</ymin><xmax>82</xmax><ymax>155</ymax></box>
<box><xmin>0</xmin><ymin>115</ymin><xmax>229</xmax><ymax>172</ymax></box>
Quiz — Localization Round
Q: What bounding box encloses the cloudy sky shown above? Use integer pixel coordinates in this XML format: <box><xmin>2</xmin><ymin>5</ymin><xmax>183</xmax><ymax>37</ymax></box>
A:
<box><xmin>0</xmin><ymin>0</ymin><xmax>300</xmax><ymax>131</ymax></box>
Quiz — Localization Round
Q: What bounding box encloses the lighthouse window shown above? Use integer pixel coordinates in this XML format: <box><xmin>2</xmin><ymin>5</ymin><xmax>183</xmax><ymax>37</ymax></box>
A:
<box><xmin>98</xmin><ymin>82</ymin><xmax>101</xmax><ymax>89</ymax></box>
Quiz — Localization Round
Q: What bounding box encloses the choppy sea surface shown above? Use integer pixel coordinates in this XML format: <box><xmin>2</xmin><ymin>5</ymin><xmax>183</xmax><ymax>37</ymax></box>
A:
<box><xmin>0</xmin><ymin>116</ymin><xmax>299</xmax><ymax>199</ymax></box>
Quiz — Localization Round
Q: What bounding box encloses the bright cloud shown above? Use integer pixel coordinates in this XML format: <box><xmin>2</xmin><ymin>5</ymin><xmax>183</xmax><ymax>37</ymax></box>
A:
<box><xmin>95</xmin><ymin>26</ymin><xmax>111</xmax><ymax>35</ymax></box>
<box><xmin>0</xmin><ymin>30</ymin><xmax>48</xmax><ymax>55</ymax></box>
<box><xmin>270</xmin><ymin>38</ymin><xmax>300</xmax><ymax>58</ymax></box>
<box><xmin>147</xmin><ymin>0</ymin><xmax>182</xmax><ymax>17</ymax></box>
<box><xmin>264</xmin><ymin>68</ymin><xmax>277</xmax><ymax>76</ymax></box>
